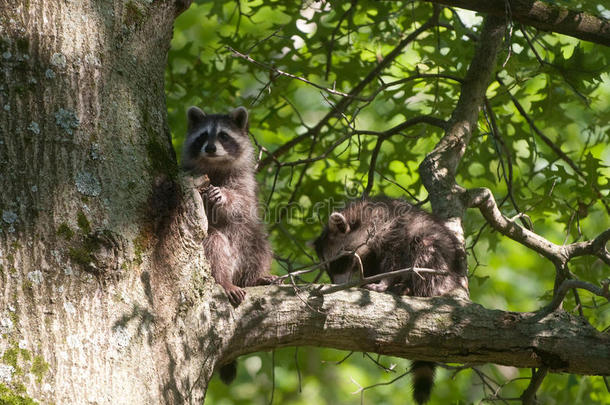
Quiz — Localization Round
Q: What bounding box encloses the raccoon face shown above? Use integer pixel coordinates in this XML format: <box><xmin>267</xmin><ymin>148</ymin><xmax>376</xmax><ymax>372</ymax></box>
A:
<box><xmin>182</xmin><ymin>106</ymin><xmax>253</xmax><ymax>172</ymax></box>
<box><xmin>314</xmin><ymin>212</ymin><xmax>372</xmax><ymax>284</ymax></box>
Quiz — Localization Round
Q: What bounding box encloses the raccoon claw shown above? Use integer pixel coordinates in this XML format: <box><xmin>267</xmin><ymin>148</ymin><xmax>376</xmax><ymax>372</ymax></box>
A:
<box><xmin>204</xmin><ymin>185</ymin><xmax>225</xmax><ymax>206</ymax></box>
<box><xmin>225</xmin><ymin>285</ymin><xmax>246</xmax><ymax>306</ymax></box>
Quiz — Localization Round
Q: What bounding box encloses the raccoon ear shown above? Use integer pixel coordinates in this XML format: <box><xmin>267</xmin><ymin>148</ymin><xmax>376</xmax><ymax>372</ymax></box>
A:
<box><xmin>230</xmin><ymin>106</ymin><xmax>249</xmax><ymax>131</ymax></box>
<box><xmin>329</xmin><ymin>212</ymin><xmax>349</xmax><ymax>234</ymax></box>
<box><xmin>187</xmin><ymin>106</ymin><xmax>206</xmax><ymax>131</ymax></box>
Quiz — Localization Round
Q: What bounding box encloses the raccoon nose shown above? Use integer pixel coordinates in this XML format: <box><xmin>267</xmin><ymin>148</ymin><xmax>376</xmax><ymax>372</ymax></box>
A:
<box><xmin>205</xmin><ymin>144</ymin><xmax>217</xmax><ymax>153</ymax></box>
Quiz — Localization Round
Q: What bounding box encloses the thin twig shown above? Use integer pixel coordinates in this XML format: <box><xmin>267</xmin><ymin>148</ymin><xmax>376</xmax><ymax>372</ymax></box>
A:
<box><xmin>541</xmin><ymin>279</ymin><xmax>610</xmax><ymax>315</ymax></box>
<box><xmin>269</xmin><ymin>350</ymin><xmax>275</xmax><ymax>405</ymax></box>
<box><xmin>317</xmin><ymin>266</ymin><xmax>449</xmax><ymax>295</ymax></box>
<box><xmin>257</xmin><ymin>10</ymin><xmax>440</xmax><ymax>171</ymax></box>
<box><xmin>228</xmin><ymin>46</ymin><xmax>366</xmax><ymax>99</ymax></box>
<box><xmin>496</xmin><ymin>75</ymin><xmax>610</xmax><ymax>214</ymax></box>
<box><xmin>520</xmin><ymin>367</ymin><xmax>549</xmax><ymax>405</ymax></box>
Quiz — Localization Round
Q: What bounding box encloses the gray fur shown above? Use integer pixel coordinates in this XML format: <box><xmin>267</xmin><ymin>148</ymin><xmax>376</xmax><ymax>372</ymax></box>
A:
<box><xmin>314</xmin><ymin>197</ymin><xmax>465</xmax><ymax>297</ymax></box>
<box><xmin>314</xmin><ymin>197</ymin><xmax>467</xmax><ymax>404</ymax></box>
<box><xmin>182</xmin><ymin>106</ymin><xmax>274</xmax><ymax>306</ymax></box>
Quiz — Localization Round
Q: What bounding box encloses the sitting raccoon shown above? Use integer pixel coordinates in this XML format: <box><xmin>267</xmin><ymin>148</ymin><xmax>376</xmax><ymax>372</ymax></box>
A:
<box><xmin>313</xmin><ymin>197</ymin><xmax>467</xmax><ymax>405</ymax></box>
<box><xmin>181</xmin><ymin>106</ymin><xmax>276</xmax><ymax>306</ymax></box>
<box><xmin>182</xmin><ymin>106</ymin><xmax>276</xmax><ymax>383</ymax></box>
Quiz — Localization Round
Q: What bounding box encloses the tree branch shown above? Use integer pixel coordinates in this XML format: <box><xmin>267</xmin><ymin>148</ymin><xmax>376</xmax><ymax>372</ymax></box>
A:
<box><xmin>467</xmin><ymin>187</ymin><xmax>610</xmax><ymax>267</ymax></box>
<box><xmin>563</xmin><ymin>229</ymin><xmax>610</xmax><ymax>266</ymax></box>
<box><xmin>520</xmin><ymin>367</ymin><xmax>548</xmax><ymax>405</ymax></box>
<box><xmin>256</xmin><ymin>9</ymin><xmax>440</xmax><ymax>171</ymax></box>
<box><xmin>316</xmin><ymin>266</ymin><xmax>452</xmax><ymax>295</ymax></box>
<box><xmin>421</xmin><ymin>0</ymin><xmax>610</xmax><ymax>47</ymax></box>
<box><xmin>541</xmin><ymin>279</ymin><xmax>610</xmax><ymax>315</ymax></box>
<box><xmin>216</xmin><ymin>286</ymin><xmax>610</xmax><ymax>376</ymax></box>
<box><xmin>419</xmin><ymin>15</ymin><xmax>507</xmax><ymax>238</ymax></box>
<box><xmin>467</xmin><ymin>187</ymin><xmax>564</xmax><ymax>264</ymax></box>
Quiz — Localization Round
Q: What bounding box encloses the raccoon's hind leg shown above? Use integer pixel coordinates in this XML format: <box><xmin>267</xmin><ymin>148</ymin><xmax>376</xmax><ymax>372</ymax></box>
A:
<box><xmin>204</xmin><ymin>231</ymin><xmax>246</xmax><ymax>306</ymax></box>
<box><xmin>239</xmin><ymin>230</ymin><xmax>277</xmax><ymax>287</ymax></box>
<box><xmin>408</xmin><ymin>235</ymin><xmax>457</xmax><ymax>297</ymax></box>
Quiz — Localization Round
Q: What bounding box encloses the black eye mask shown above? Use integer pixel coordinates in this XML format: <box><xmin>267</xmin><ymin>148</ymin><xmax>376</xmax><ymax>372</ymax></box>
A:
<box><xmin>189</xmin><ymin>131</ymin><xmax>208</xmax><ymax>157</ymax></box>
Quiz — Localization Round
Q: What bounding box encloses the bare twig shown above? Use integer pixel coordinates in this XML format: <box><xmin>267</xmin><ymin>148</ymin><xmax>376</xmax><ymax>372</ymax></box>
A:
<box><xmin>317</xmin><ymin>266</ymin><xmax>450</xmax><ymax>295</ymax></box>
<box><xmin>356</xmin><ymin>369</ymin><xmax>411</xmax><ymax>402</ymax></box>
<box><xmin>363</xmin><ymin>353</ymin><xmax>397</xmax><ymax>373</ymax></box>
<box><xmin>520</xmin><ymin>367</ymin><xmax>549</xmax><ymax>405</ymax></box>
<box><xmin>228</xmin><ymin>46</ymin><xmax>363</xmax><ymax>99</ymax></box>
<box><xmin>269</xmin><ymin>350</ymin><xmax>275</xmax><ymax>405</ymax></box>
<box><xmin>363</xmin><ymin>136</ymin><xmax>386</xmax><ymax>197</ymax></box>
<box><xmin>541</xmin><ymin>279</ymin><xmax>610</xmax><ymax>315</ymax></box>
<box><xmin>374</xmin><ymin>169</ymin><xmax>422</xmax><ymax>203</ymax></box>
<box><xmin>257</xmin><ymin>9</ymin><xmax>440</xmax><ymax>171</ymax></box>
<box><xmin>294</xmin><ymin>348</ymin><xmax>302</xmax><ymax>393</ymax></box>
<box><xmin>496</xmin><ymin>75</ymin><xmax>610</xmax><ymax>214</ymax></box>
<box><xmin>325</xmin><ymin>0</ymin><xmax>357</xmax><ymax>80</ymax></box>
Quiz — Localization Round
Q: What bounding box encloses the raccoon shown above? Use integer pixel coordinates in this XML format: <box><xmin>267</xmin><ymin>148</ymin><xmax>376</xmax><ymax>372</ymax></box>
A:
<box><xmin>313</xmin><ymin>197</ymin><xmax>467</xmax><ymax>405</ymax></box>
<box><xmin>182</xmin><ymin>106</ymin><xmax>276</xmax><ymax>307</ymax></box>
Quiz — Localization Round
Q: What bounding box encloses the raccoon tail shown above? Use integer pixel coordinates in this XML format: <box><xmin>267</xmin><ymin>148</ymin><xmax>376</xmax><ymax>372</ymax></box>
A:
<box><xmin>219</xmin><ymin>360</ymin><xmax>237</xmax><ymax>384</ymax></box>
<box><xmin>411</xmin><ymin>361</ymin><xmax>436</xmax><ymax>405</ymax></box>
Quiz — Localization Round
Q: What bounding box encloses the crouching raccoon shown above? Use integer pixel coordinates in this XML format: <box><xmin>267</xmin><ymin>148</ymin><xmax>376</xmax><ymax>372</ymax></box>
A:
<box><xmin>313</xmin><ymin>197</ymin><xmax>468</xmax><ymax>404</ymax></box>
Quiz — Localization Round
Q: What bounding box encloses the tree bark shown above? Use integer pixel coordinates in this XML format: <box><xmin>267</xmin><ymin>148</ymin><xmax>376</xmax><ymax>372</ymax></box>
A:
<box><xmin>221</xmin><ymin>287</ymin><xmax>610</xmax><ymax>376</ymax></box>
<box><xmin>0</xmin><ymin>0</ymin><xmax>209</xmax><ymax>403</ymax></box>
<box><xmin>421</xmin><ymin>0</ymin><xmax>610</xmax><ymax>47</ymax></box>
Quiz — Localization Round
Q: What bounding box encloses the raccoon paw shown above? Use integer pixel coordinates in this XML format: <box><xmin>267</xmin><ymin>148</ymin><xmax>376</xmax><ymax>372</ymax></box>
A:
<box><xmin>225</xmin><ymin>284</ymin><xmax>246</xmax><ymax>306</ymax></box>
<box><xmin>254</xmin><ymin>275</ymin><xmax>279</xmax><ymax>286</ymax></box>
<box><xmin>204</xmin><ymin>185</ymin><xmax>226</xmax><ymax>206</ymax></box>
<box><xmin>363</xmin><ymin>283</ymin><xmax>389</xmax><ymax>292</ymax></box>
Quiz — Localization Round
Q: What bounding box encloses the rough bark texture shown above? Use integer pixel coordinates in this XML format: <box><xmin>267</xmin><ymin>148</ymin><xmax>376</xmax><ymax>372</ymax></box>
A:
<box><xmin>0</xmin><ymin>0</ymin><xmax>211</xmax><ymax>403</ymax></box>
<box><xmin>221</xmin><ymin>287</ymin><xmax>610</xmax><ymax>376</ymax></box>
<box><xmin>422</xmin><ymin>0</ymin><xmax>610</xmax><ymax>47</ymax></box>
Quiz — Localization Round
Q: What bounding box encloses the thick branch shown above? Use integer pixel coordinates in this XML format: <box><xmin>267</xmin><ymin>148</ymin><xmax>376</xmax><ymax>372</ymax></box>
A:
<box><xmin>421</xmin><ymin>0</ymin><xmax>610</xmax><ymax>47</ymax></box>
<box><xmin>419</xmin><ymin>15</ymin><xmax>506</xmax><ymax>236</ymax></box>
<box><xmin>217</xmin><ymin>286</ymin><xmax>610</xmax><ymax>376</ymax></box>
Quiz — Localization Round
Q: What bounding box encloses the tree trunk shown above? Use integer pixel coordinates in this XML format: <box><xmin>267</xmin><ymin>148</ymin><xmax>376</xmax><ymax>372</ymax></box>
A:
<box><xmin>0</xmin><ymin>0</ymin><xmax>213</xmax><ymax>402</ymax></box>
<box><xmin>1</xmin><ymin>2</ymin><xmax>608</xmax><ymax>404</ymax></box>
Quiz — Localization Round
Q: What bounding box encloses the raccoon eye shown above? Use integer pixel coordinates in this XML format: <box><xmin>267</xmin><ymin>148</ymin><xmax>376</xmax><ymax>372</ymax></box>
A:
<box><xmin>218</xmin><ymin>131</ymin><xmax>229</xmax><ymax>141</ymax></box>
<box><xmin>191</xmin><ymin>131</ymin><xmax>207</xmax><ymax>152</ymax></box>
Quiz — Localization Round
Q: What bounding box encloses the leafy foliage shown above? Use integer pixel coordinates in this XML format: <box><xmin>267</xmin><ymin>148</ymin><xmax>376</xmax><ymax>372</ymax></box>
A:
<box><xmin>166</xmin><ymin>1</ymin><xmax>610</xmax><ymax>403</ymax></box>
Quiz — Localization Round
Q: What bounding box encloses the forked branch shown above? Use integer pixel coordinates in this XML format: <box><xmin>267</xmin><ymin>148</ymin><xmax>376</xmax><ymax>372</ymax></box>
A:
<box><xmin>467</xmin><ymin>187</ymin><xmax>610</xmax><ymax>268</ymax></box>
